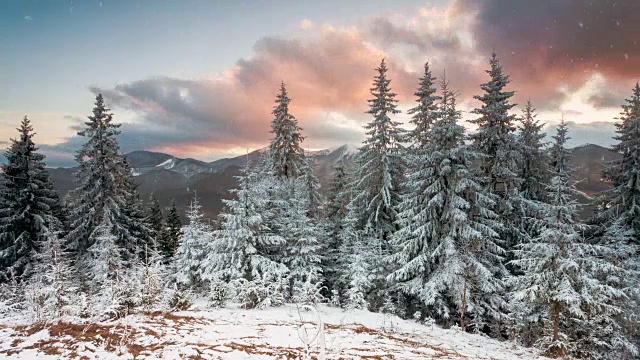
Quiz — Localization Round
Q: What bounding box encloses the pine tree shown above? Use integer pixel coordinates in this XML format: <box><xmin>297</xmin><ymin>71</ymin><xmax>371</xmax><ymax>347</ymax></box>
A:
<box><xmin>269</xmin><ymin>82</ymin><xmax>306</xmax><ymax>179</ymax></box>
<box><xmin>510</xmin><ymin>121</ymin><xmax>630</xmax><ymax>357</ymax></box>
<box><xmin>390</xmin><ymin>79</ymin><xmax>506</xmax><ymax>330</ymax></box>
<box><xmin>469</xmin><ymin>52</ymin><xmax>525</xmax><ymax>263</ymax></box>
<box><xmin>343</xmin><ymin>232</ymin><xmax>370</xmax><ymax>310</ymax></box>
<box><xmin>299</xmin><ymin>156</ymin><xmax>323</xmax><ymax>218</ymax></box>
<box><xmin>338</xmin><ymin>185</ymin><xmax>368</xmax><ymax>307</ymax></box>
<box><xmin>204</xmin><ymin>160</ymin><xmax>290</xmax><ymax>308</ymax></box>
<box><xmin>324</xmin><ymin>158</ymin><xmax>352</xmax><ymax>293</ymax></box>
<box><xmin>405</xmin><ymin>62</ymin><xmax>440</xmax><ymax>148</ymax></box>
<box><xmin>160</xmin><ymin>200</ymin><xmax>182</xmax><ymax>260</ymax></box>
<box><xmin>343</xmin><ymin>60</ymin><xmax>405</xmax><ymax>309</ymax></box>
<box><xmin>138</xmin><ymin>245</ymin><xmax>165</xmax><ymax>311</ymax></box>
<box><xmin>281</xmin><ymin>178</ymin><xmax>323</xmax><ymax>299</ymax></box>
<box><xmin>518</xmin><ymin>100</ymin><xmax>549</xmax><ymax>203</ymax></box>
<box><xmin>575</xmin><ymin>217</ymin><xmax>639</xmax><ymax>359</ymax></box>
<box><xmin>120</xmin><ymin>158</ymin><xmax>153</xmax><ymax>261</ymax></box>
<box><xmin>203</xmin><ymin>162</ymin><xmax>286</xmax><ymax>283</ymax></box>
<box><xmin>88</xmin><ymin>220</ymin><xmax>127</xmax><ymax>318</ymax></box>
<box><xmin>67</xmin><ymin>94</ymin><xmax>140</xmax><ymax>272</ymax></box>
<box><xmin>146</xmin><ymin>193</ymin><xmax>164</xmax><ymax>245</ymax></box>
<box><xmin>603</xmin><ymin>82</ymin><xmax>640</xmax><ymax>245</ymax></box>
<box><xmin>326</xmin><ymin>158</ymin><xmax>351</xmax><ymax>224</ymax></box>
<box><xmin>25</xmin><ymin>229</ymin><xmax>77</xmax><ymax>319</ymax></box>
<box><xmin>391</xmin><ymin>63</ymin><xmax>440</xmax><ymax>316</ymax></box>
<box><xmin>173</xmin><ymin>195</ymin><xmax>213</xmax><ymax>289</ymax></box>
<box><xmin>355</xmin><ymin>58</ymin><xmax>404</xmax><ymax>236</ymax></box>
<box><xmin>469</xmin><ymin>53</ymin><xmax>519</xmax><ymax>191</ymax></box>
<box><xmin>88</xmin><ymin>221</ymin><xmax>121</xmax><ymax>288</ymax></box>
<box><xmin>0</xmin><ymin>116</ymin><xmax>64</xmax><ymax>282</ymax></box>
<box><xmin>344</xmin><ymin>59</ymin><xmax>405</xmax><ymax>309</ymax></box>
<box><xmin>592</xmin><ymin>82</ymin><xmax>640</xmax><ymax>358</ymax></box>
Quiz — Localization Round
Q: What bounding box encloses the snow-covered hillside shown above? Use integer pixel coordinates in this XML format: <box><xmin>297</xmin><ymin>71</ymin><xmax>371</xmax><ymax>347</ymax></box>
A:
<box><xmin>0</xmin><ymin>304</ymin><xmax>545</xmax><ymax>359</ymax></box>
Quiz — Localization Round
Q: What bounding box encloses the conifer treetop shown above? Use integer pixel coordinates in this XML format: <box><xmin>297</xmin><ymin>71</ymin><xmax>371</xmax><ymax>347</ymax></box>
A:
<box><xmin>469</xmin><ymin>52</ymin><xmax>518</xmax><ymax>150</ymax></box>
<box><xmin>67</xmin><ymin>93</ymin><xmax>137</xmax><ymax>257</ymax></box>
<box><xmin>269</xmin><ymin>82</ymin><xmax>306</xmax><ymax>179</ymax></box>
<box><xmin>0</xmin><ymin>115</ymin><xmax>64</xmax><ymax>281</ymax></box>
<box><xmin>389</xmin><ymin>76</ymin><xmax>505</xmax><ymax>326</ymax></box>
<box><xmin>518</xmin><ymin>100</ymin><xmax>549</xmax><ymax>202</ymax></box>
<box><xmin>366</xmin><ymin>59</ymin><xmax>401</xmax><ymax>137</ymax></box>
<box><xmin>352</xmin><ymin>58</ymin><xmax>405</xmax><ymax>235</ymax></box>
<box><xmin>604</xmin><ymin>81</ymin><xmax>640</xmax><ymax>241</ymax></box>
<box><xmin>406</xmin><ymin>62</ymin><xmax>440</xmax><ymax>147</ymax></box>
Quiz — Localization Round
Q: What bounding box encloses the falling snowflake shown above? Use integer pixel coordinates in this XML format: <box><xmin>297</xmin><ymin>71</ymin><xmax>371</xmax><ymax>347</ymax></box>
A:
<box><xmin>579</xmin><ymin>22</ymin><xmax>584</xmax><ymax>27</ymax></box>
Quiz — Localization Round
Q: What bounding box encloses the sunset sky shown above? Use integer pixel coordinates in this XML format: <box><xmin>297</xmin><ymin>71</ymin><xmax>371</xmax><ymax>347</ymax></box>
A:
<box><xmin>1</xmin><ymin>0</ymin><xmax>639</xmax><ymax>166</ymax></box>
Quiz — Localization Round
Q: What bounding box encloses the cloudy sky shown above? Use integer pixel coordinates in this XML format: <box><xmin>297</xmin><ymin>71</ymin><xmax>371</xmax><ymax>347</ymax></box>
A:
<box><xmin>1</xmin><ymin>0</ymin><xmax>639</xmax><ymax>167</ymax></box>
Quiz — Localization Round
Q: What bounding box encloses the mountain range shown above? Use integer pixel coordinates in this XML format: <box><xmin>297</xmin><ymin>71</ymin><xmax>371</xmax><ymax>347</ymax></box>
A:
<box><xmin>47</xmin><ymin>144</ymin><xmax>359</xmax><ymax>221</ymax></box>
<box><xmin>46</xmin><ymin>143</ymin><xmax>617</xmax><ymax>221</ymax></box>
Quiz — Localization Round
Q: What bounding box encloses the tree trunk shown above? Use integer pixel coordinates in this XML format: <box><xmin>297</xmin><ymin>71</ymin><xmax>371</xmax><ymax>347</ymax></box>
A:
<box><xmin>552</xmin><ymin>302</ymin><xmax>560</xmax><ymax>342</ymax></box>
<box><xmin>546</xmin><ymin>302</ymin><xmax>566</xmax><ymax>358</ymax></box>
<box><xmin>460</xmin><ymin>264</ymin><xmax>468</xmax><ymax>332</ymax></box>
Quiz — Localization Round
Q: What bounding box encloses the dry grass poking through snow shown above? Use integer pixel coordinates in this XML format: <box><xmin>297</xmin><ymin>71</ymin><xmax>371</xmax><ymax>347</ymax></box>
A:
<box><xmin>0</xmin><ymin>304</ymin><xmax>547</xmax><ymax>359</ymax></box>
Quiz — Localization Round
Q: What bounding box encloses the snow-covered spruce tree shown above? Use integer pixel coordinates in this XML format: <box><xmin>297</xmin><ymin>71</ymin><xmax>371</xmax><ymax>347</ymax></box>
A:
<box><xmin>337</xmin><ymin>178</ymin><xmax>368</xmax><ymax>308</ymax></box>
<box><xmin>603</xmin><ymin>82</ymin><xmax>640</xmax><ymax>244</ymax></box>
<box><xmin>146</xmin><ymin>193</ymin><xmax>164</xmax><ymax>246</ymax></box>
<box><xmin>203</xmin><ymin>160</ymin><xmax>288</xmax><ymax>308</ymax></box>
<box><xmin>389</xmin><ymin>79</ymin><xmax>506</xmax><ymax>331</ymax></box>
<box><xmin>24</xmin><ymin>229</ymin><xmax>77</xmax><ymax>320</ymax></box>
<box><xmin>590</xmin><ymin>82</ymin><xmax>640</xmax><ymax>357</ymax></box>
<box><xmin>468</xmin><ymin>53</ymin><xmax>525</xmax><ymax>270</ymax></box>
<box><xmin>345</xmin><ymin>58</ymin><xmax>405</xmax><ymax>310</ymax></box>
<box><xmin>160</xmin><ymin>200</ymin><xmax>182</xmax><ymax>261</ymax></box>
<box><xmin>405</xmin><ymin>62</ymin><xmax>440</xmax><ymax>148</ymax></box>
<box><xmin>0</xmin><ymin>116</ymin><xmax>65</xmax><ymax>282</ymax></box>
<box><xmin>518</xmin><ymin>100</ymin><xmax>549</xmax><ymax>203</ymax></box>
<box><xmin>130</xmin><ymin>193</ymin><xmax>167</xmax><ymax>310</ymax></box>
<box><xmin>336</xmin><ymin>218</ymin><xmax>372</xmax><ymax>309</ymax></box>
<box><xmin>269</xmin><ymin>82</ymin><xmax>306</xmax><ymax>179</ymax></box>
<box><xmin>203</xmin><ymin>160</ymin><xmax>286</xmax><ymax>282</ymax></box>
<box><xmin>88</xmin><ymin>220</ymin><xmax>127</xmax><ymax>318</ymax></box>
<box><xmin>342</xmin><ymin>230</ymin><xmax>370</xmax><ymax>310</ymax></box>
<box><xmin>571</xmin><ymin>217</ymin><xmax>639</xmax><ymax>359</ymax></box>
<box><xmin>280</xmin><ymin>178</ymin><xmax>323</xmax><ymax>301</ymax></box>
<box><xmin>510</xmin><ymin>121</ymin><xmax>631</xmax><ymax>358</ymax></box>
<box><xmin>245</xmin><ymin>153</ymin><xmax>323</xmax><ymax>303</ymax></box>
<box><xmin>138</xmin><ymin>243</ymin><xmax>165</xmax><ymax>311</ymax></box>
<box><xmin>514</xmin><ymin>101</ymin><xmax>550</xmax><ymax>283</ymax></box>
<box><xmin>67</xmin><ymin>94</ymin><xmax>141</xmax><ymax>276</ymax></box>
<box><xmin>326</xmin><ymin>157</ymin><xmax>352</xmax><ymax>225</ymax></box>
<box><xmin>389</xmin><ymin>62</ymin><xmax>440</xmax><ymax>317</ymax></box>
<box><xmin>299</xmin><ymin>156</ymin><xmax>323</xmax><ymax>218</ymax></box>
<box><xmin>120</xmin><ymin>158</ymin><xmax>153</xmax><ymax>261</ymax></box>
<box><xmin>323</xmin><ymin>158</ymin><xmax>352</xmax><ymax>294</ymax></box>
<box><xmin>173</xmin><ymin>195</ymin><xmax>213</xmax><ymax>290</ymax></box>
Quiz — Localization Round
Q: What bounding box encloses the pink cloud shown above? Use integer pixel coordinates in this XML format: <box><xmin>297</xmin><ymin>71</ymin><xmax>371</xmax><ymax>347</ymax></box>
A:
<box><xmin>81</xmin><ymin>1</ymin><xmax>638</xmax><ymax>161</ymax></box>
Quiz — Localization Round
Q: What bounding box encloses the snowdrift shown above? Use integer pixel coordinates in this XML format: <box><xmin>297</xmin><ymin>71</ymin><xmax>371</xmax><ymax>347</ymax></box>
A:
<box><xmin>0</xmin><ymin>303</ymin><xmax>546</xmax><ymax>359</ymax></box>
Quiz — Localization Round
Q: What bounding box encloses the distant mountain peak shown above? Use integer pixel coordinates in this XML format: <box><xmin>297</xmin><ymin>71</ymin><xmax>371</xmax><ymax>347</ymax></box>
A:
<box><xmin>124</xmin><ymin>150</ymin><xmax>212</xmax><ymax>178</ymax></box>
<box><xmin>46</xmin><ymin>142</ymin><xmax>617</xmax><ymax>224</ymax></box>
<box><xmin>330</xmin><ymin>143</ymin><xmax>360</xmax><ymax>156</ymax></box>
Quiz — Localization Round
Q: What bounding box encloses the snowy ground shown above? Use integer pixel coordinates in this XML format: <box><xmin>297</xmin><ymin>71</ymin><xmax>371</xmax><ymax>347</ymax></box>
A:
<box><xmin>0</xmin><ymin>303</ymin><xmax>546</xmax><ymax>359</ymax></box>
